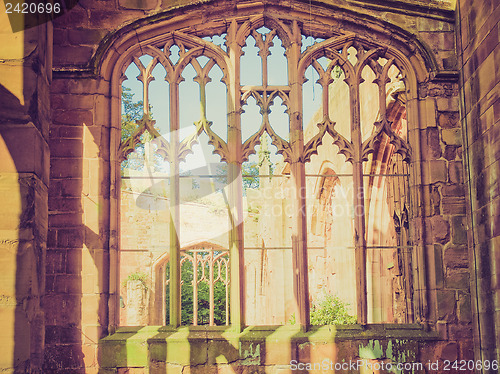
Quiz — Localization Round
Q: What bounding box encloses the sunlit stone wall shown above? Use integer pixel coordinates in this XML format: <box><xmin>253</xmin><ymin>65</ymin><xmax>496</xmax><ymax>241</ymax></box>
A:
<box><xmin>0</xmin><ymin>4</ymin><xmax>51</xmax><ymax>372</ymax></box>
<box><xmin>457</xmin><ymin>0</ymin><xmax>500</xmax><ymax>366</ymax></box>
<box><xmin>44</xmin><ymin>0</ymin><xmax>472</xmax><ymax>372</ymax></box>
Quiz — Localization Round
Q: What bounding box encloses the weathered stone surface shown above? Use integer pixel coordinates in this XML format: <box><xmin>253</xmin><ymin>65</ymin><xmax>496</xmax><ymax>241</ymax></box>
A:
<box><xmin>436</xmin><ymin>97</ymin><xmax>459</xmax><ymax>112</ymax></box>
<box><xmin>438</xmin><ymin>111</ymin><xmax>460</xmax><ymax>129</ymax></box>
<box><xmin>119</xmin><ymin>0</ymin><xmax>159</xmax><ymax>10</ymax></box>
<box><xmin>436</xmin><ymin>290</ymin><xmax>456</xmax><ymax>320</ymax></box>
<box><xmin>423</xmin><ymin>127</ymin><xmax>442</xmax><ymax>159</ymax></box>
<box><xmin>68</xmin><ymin>29</ymin><xmax>109</xmax><ymax>46</ymax></box>
<box><xmin>450</xmin><ymin>216</ymin><xmax>467</xmax><ymax>245</ymax></box>
<box><xmin>431</xmin><ymin>215</ymin><xmax>450</xmax><ymax>244</ymax></box>
<box><xmin>457</xmin><ymin>292</ymin><xmax>472</xmax><ymax>322</ymax></box>
<box><xmin>445</xmin><ymin>270</ymin><xmax>469</xmax><ymax>289</ymax></box>
<box><xmin>53</xmin><ymin>109</ymin><xmax>93</xmax><ymax>126</ymax></box>
<box><xmin>443</xmin><ymin>245</ymin><xmax>468</xmax><ymax>269</ymax></box>
<box><xmin>442</xmin><ymin>128</ymin><xmax>462</xmax><ymax>146</ymax></box>
<box><xmin>442</xmin><ymin>194</ymin><xmax>466</xmax><ymax>215</ymax></box>
<box><xmin>458</xmin><ymin>0</ymin><xmax>500</xmax><ymax>365</ymax></box>
<box><xmin>428</xmin><ymin>160</ymin><xmax>448</xmax><ymax>184</ymax></box>
<box><xmin>53</xmin><ymin>46</ymin><xmax>95</xmax><ymax>66</ymax></box>
<box><xmin>443</xmin><ymin>145</ymin><xmax>457</xmax><ymax>160</ymax></box>
<box><xmin>439</xmin><ymin>342</ymin><xmax>458</xmax><ymax>361</ymax></box>
<box><xmin>1</xmin><ymin>0</ymin><xmax>494</xmax><ymax>372</ymax></box>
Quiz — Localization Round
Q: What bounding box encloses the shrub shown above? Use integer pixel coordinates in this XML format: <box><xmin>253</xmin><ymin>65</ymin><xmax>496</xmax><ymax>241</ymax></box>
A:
<box><xmin>123</xmin><ymin>272</ymin><xmax>149</xmax><ymax>290</ymax></box>
<box><xmin>310</xmin><ymin>294</ymin><xmax>357</xmax><ymax>325</ymax></box>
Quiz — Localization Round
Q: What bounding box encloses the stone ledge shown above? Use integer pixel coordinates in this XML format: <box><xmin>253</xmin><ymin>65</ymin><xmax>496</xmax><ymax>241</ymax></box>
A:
<box><xmin>99</xmin><ymin>324</ymin><xmax>441</xmax><ymax>368</ymax></box>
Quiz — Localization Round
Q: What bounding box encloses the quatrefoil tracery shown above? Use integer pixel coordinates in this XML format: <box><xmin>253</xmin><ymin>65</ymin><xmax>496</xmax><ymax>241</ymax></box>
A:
<box><xmin>119</xmin><ymin>18</ymin><xmax>412</xmax><ymax>168</ymax></box>
<box><xmin>300</xmin><ymin>39</ymin><xmax>411</xmax><ymax>164</ymax></box>
<box><xmin>241</xmin><ymin>89</ymin><xmax>292</xmax><ymax>163</ymax></box>
<box><xmin>119</xmin><ymin>34</ymin><xmax>231</xmax><ymax>164</ymax></box>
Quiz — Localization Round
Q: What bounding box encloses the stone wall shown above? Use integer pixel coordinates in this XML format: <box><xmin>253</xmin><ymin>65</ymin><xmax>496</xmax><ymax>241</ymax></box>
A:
<box><xmin>0</xmin><ymin>4</ymin><xmax>51</xmax><ymax>373</ymax></box>
<box><xmin>98</xmin><ymin>325</ymin><xmax>461</xmax><ymax>373</ymax></box>
<box><xmin>43</xmin><ymin>0</ymin><xmax>473</xmax><ymax>372</ymax></box>
<box><xmin>457</xmin><ymin>0</ymin><xmax>500</xmax><ymax>369</ymax></box>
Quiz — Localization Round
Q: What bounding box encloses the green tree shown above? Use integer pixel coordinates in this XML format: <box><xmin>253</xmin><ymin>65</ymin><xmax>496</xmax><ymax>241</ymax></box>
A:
<box><xmin>121</xmin><ymin>87</ymin><xmax>165</xmax><ymax>172</ymax></box>
<box><xmin>242</xmin><ymin>161</ymin><xmax>260</xmax><ymax>190</ymax></box>
<box><xmin>214</xmin><ymin>162</ymin><xmax>261</xmax><ymax>191</ymax></box>
<box><xmin>121</xmin><ymin>86</ymin><xmax>144</xmax><ymax>142</ymax></box>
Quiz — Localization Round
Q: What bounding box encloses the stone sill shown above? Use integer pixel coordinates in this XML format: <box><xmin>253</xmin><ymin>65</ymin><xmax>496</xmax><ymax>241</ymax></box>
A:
<box><xmin>99</xmin><ymin>324</ymin><xmax>441</xmax><ymax>368</ymax></box>
<box><xmin>106</xmin><ymin>323</ymin><xmax>439</xmax><ymax>341</ymax></box>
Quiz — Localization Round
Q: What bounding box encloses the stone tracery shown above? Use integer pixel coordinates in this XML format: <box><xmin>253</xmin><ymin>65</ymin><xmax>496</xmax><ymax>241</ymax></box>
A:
<box><xmin>118</xmin><ymin>13</ymin><xmax>416</xmax><ymax>327</ymax></box>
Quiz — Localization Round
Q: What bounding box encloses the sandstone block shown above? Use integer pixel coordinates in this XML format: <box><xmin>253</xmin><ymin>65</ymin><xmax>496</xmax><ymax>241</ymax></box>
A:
<box><xmin>419</xmin><ymin>98</ymin><xmax>436</xmax><ymax>127</ymax></box>
<box><xmin>49</xmin><ymin>179</ymin><xmax>84</xmax><ymax>198</ymax></box>
<box><xmin>50</xmin><ymin>138</ymin><xmax>84</xmax><ymax>158</ymax></box>
<box><xmin>448</xmin><ymin>324</ymin><xmax>473</xmax><ymax>341</ymax></box>
<box><xmin>436</xmin><ymin>97</ymin><xmax>459</xmax><ymax>112</ymax></box>
<box><xmin>57</xmin><ymin>228</ymin><xmax>84</xmax><ymax>249</ymax></box>
<box><xmin>458</xmin><ymin>339</ymin><xmax>475</xmax><ymax>361</ymax></box>
<box><xmin>42</xmin><ymin>343</ymin><xmax>85</xmax><ymax>372</ymax></box>
<box><xmin>443</xmin><ymin>145</ymin><xmax>457</xmax><ymax>161</ymax></box>
<box><xmin>431</xmin><ymin>215</ymin><xmax>450</xmax><ymax>244</ymax></box>
<box><xmin>50</xmin><ymin>159</ymin><xmax>83</xmax><ymax>179</ymax></box>
<box><xmin>443</xmin><ymin>245</ymin><xmax>468</xmax><ymax>269</ymax></box>
<box><xmin>53</xmin><ymin>45</ymin><xmax>94</xmax><ymax>66</ymax></box>
<box><xmin>53</xmin><ymin>109</ymin><xmax>93</xmax><ymax>127</ymax></box>
<box><xmin>49</xmin><ymin>213</ymin><xmax>82</xmax><ymax>227</ymax></box>
<box><xmin>44</xmin><ymin>325</ymin><xmax>81</xmax><ymax>345</ymax></box>
<box><xmin>46</xmin><ymin>250</ymin><xmax>66</xmax><ymax>274</ymax></box>
<box><xmin>441</xmin><ymin>128</ymin><xmax>462</xmax><ymax>146</ymax></box>
<box><xmin>68</xmin><ymin>29</ymin><xmax>108</xmax><ymax>45</ymax></box>
<box><xmin>436</xmin><ymin>290</ymin><xmax>456</xmax><ymax>320</ymax></box>
<box><xmin>51</xmin><ymin>125</ymin><xmax>84</xmax><ymax>139</ymax></box>
<box><xmin>448</xmin><ymin>161</ymin><xmax>464</xmax><ymax>184</ymax></box>
<box><xmin>424</xmin><ymin>160</ymin><xmax>448</xmax><ymax>184</ymax></box>
<box><xmin>52</xmin><ymin>94</ymin><xmax>94</xmax><ymax>110</ymax></box>
<box><xmin>423</xmin><ymin>127</ymin><xmax>442</xmax><ymax>159</ymax></box>
<box><xmin>417</xmin><ymin>18</ymin><xmax>453</xmax><ymax>32</ymax></box>
<box><xmin>433</xmin><ymin>244</ymin><xmax>444</xmax><ymax>288</ymax></box>
<box><xmin>119</xmin><ymin>0</ymin><xmax>158</xmax><ymax>10</ymax></box>
<box><xmin>445</xmin><ymin>270</ymin><xmax>469</xmax><ymax>289</ymax></box>
<box><xmin>438</xmin><ymin>111</ymin><xmax>459</xmax><ymax>129</ymax></box>
<box><xmin>52</xmin><ymin>6</ymin><xmax>89</xmax><ymax>28</ymax></box>
<box><xmin>457</xmin><ymin>292</ymin><xmax>472</xmax><ymax>322</ymax></box>
<box><xmin>439</xmin><ymin>342</ymin><xmax>458</xmax><ymax>362</ymax></box>
<box><xmin>450</xmin><ymin>216</ymin><xmax>467</xmax><ymax>245</ymax></box>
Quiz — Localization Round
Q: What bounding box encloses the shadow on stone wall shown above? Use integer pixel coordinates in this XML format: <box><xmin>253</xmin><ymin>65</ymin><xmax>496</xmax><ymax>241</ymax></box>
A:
<box><xmin>0</xmin><ymin>81</ymin><xmax>46</xmax><ymax>372</ymax></box>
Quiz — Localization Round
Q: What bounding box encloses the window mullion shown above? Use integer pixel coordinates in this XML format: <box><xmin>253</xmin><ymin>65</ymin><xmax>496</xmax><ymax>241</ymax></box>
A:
<box><xmin>169</xmin><ymin>81</ymin><xmax>182</xmax><ymax>327</ymax></box>
<box><xmin>350</xmin><ymin>81</ymin><xmax>368</xmax><ymax>325</ymax></box>
<box><xmin>289</xmin><ymin>31</ymin><xmax>310</xmax><ymax>330</ymax></box>
<box><xmin>227</xmin><ymin>21</ymin><xmax>245</xmax><ymax>329</ymax></box>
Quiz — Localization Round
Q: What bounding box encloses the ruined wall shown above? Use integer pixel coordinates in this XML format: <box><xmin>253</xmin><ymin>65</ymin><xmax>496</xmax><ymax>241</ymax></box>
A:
<box><xmin>457</xmin><ymin>0</ymin><xmax>500</xmax><ymax>368</ymax></box>
<box><xmin>44</xmin><ymin>0</ymin><xmax>473</xmax><ymax>372</ymax></box>
<box><xmin>0</xmin><ymin>5</ymin><xmax>51</xmax><ymax>373</ymax></box>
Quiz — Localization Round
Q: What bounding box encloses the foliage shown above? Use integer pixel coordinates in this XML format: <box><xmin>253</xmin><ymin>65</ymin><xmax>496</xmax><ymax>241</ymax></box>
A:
<box><xmin>242</xmin><ymin>161</ymin><xmax>260</xmax><ymax>190</ymax></box>
<box><xmin>121</xmin><ymin>87</ymin><xmax>144</xmax><ymax>142</ymax></box>
<box><xmin>123</xmin><ymin>272</ymin><xmax>149</xmax><ymax>291</ymax></box>
<box><xmin>165</xmin><ymin>252</ymin><xmax>228</xmax><ymax>325</ymax></box>
<box><xmin>214</xmin><ymin>161</ymin><xmax>261</xmax><ymax>191</ymax></box>
<box><xmin>121</xmin><ymin>87</ymin><xmax>164</xmax><ymax>172</ymax></box>
<box><xmin>310</xmin><ymin>294</ymin><xmax>357</xmax><ymax>325</ymax></box>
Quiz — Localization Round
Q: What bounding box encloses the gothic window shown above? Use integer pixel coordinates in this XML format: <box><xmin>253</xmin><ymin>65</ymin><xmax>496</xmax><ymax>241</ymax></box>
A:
<box><xmin>116</xmin><ymin>14</ymin><xmax>414</xmax><ymax>327</ymax></box>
